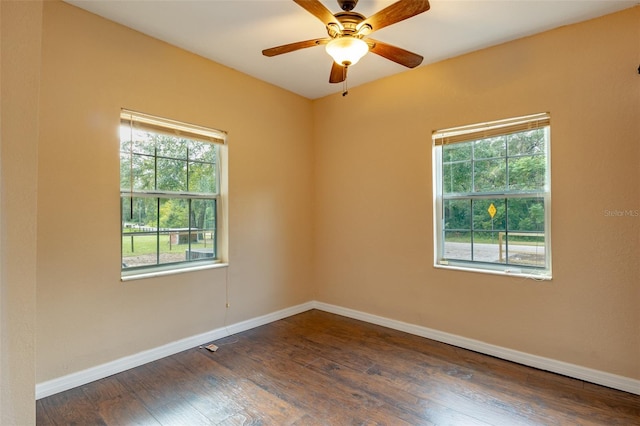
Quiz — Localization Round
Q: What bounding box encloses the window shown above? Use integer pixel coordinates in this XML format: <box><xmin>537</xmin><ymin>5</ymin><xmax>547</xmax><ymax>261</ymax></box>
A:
<box><xmin>120</xmin><ymin>109</ymin><xmax>227</xmax><ymax>278</ymax></box>
<box><xmin>432</xmin><ymin>113</ymin><xmax>551</xmax><ymax>278</ymax></box>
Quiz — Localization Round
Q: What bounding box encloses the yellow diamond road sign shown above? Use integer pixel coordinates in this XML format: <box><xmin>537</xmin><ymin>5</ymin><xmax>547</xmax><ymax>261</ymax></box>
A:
<box><xmin>488</xmin><ymin>203</ymin><xmax>497</xmax><ymax>219</ymax></box>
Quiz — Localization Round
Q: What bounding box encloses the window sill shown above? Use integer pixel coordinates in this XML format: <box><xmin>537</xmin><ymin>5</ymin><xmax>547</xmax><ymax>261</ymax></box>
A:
<box><xmin>434</xmin><ymin>263</ymin><xmax>552</xmax><ymax>281</ymax></box>
<box><xmin>121</xmin><ymin>261</ymin><xmax>228</xmax><ymax>282</ymax></box>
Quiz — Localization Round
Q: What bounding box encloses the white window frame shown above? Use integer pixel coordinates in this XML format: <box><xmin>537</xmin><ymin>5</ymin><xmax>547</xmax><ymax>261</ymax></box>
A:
<box><xmin>432</xmin><ymin>113</ymin><xmax>552</xmax><ymax>279</ymax></box>
<box><xmin>119</xmin><ymin>109</ymin><xmax>228</xmax><ymax>280</ymax></box>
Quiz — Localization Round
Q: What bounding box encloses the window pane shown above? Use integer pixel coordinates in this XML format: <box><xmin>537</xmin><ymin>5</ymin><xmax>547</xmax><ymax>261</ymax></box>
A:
<box><xmin>503</xmin><ymin>233</ymin><xmax>546</xmax><ymax>267</ymax></box>
<box><xmin>120</xmin><ymin>128</ymin><xmax>155</xmax><ymax>156</ymax></box>
<box><xmin>120</xmin><ymin>152</ymin><xmax>131</xmax><ymax>190</ymax></box>
<box><xmin>122</xmin><ymin>233</ymin><xmax>159</xmax><ymax>268</ymax></box>
<box><xmin>122</xmin><ymin>197</ymin><xmax>157</xmax><ymax>229</ymax></box>
<box><xmin>130</xmin><ymin>153</ymin><xmax>155</xmax><ymax>191</ymax></box>
<box><xmin>189</xmin><ymin>141</ymin><xmax>217</xmax><ymax>162</ymax></box>
<box><xmin>157</xmin><ymin>137</ymin><xmax>188</xmax><ymax>160</ymax></box>
<box><xmin>474</xmin><ymin>136</ymin><xmax>505</xmax><ymax>159</ymax></box>
<box><xmin>189</xmin><ymin>162</ymin><xmax>216</xmax><ymax>193</ymax></box>
<box><xmin>190</xmin><ymin>199</ymin><xmax>216</xmax><ymax>234</ymax></box>
<box><xmin>122</xmin><ymin>197</ymin><xmax>159</xmax><ymax>268</ymax></box>
<box><xmin>159</xmin><ymin>198</ymin><xmax>189</xmax><ymax>229</ymax></box>
<box><xmin>507</xmin><ymin>129</ymin><xmax>545</xmax><ymax>156</ymax></box>
<box><xmin>443</xmin><ymin>143</ymin><xmax>471</xmax><ymax>162</ymax></box>
<box><xmin>472</xmin><ymin>198</ymin><xmax>506</xmax><ymax>231</ymax></box>
<box><xmin>443</xmin><ymin>199</ymin><xmax>471</xmax><ymax>230</ymax></box>
<box><xmin>472</xmin><ymin>230</ymin><xmax>502</xmax><ymax>263</ymax></box>
<box><xmin>444</xmin><ymin>231</ymin><xmax>472</xmax><ymax>261</ymax></box>
<box><xmin>156</xmin><ymin>158</ymin><xmax>187</xmax><ymax>192</ymax></box>
<box><xmin>443</xmin><ymin>161</ymin><xmax>472</xmax><ymax>194</ymax></box>
<box><xmin>187</xmin><ymin>199</ymin><xmax>216</xmax><ymax>261</ymax></box>
<box><xmin>474</xmin><ymin>159</ymin><xmax>506</xmax><ymax>192</ymax></box>
<box><xmin>159</xmin><ymin>198</ymin><xmax>189</xmax><ymax>265</ymax></box>
<box><xmin>508</xmin><ymin>155</ymin><xmax>546</xmax><ymax>191</ymax></box>
<box><xmin>507</xmin><ymin>198</ymin><xmax>545</xmax><ymax>232</ymax></box>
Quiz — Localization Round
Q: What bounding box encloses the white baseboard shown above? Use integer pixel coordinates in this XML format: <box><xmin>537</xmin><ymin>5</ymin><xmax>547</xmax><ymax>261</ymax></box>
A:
<box><xmin>36</xmin><ymin>300</ymin><xmax>639</xmax><ymax>399</ymax></box>
<box><xmin>35</xmin><ymin>301</ymin><xmax>314</xmax><ymax>400</ymax></box>
<box><xmin>312</xmin><ymin>301</ymin><xmax>640</xmax><ymax>396</ymax></box>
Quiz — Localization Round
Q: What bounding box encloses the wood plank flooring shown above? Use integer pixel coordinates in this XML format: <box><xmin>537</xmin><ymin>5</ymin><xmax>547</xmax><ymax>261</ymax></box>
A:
<box><xmin>37</xmin><ymin>309</ymin><xmax>640</xmax><ymax>425</ymax></box>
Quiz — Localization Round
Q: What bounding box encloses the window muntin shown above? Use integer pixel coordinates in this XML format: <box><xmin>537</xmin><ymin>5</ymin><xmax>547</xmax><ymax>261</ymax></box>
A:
<box><xmin>433</xmin><ymin>113</ymin><xmax>551</xmax><ymax>277</ymax></box>
<box><xmin>120</xmin><ymin>110</ymin><xmax>225</xmax><ymax>276</ymax></box>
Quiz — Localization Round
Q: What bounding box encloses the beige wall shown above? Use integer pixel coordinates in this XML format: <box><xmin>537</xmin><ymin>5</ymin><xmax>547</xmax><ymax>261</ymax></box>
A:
<box><xmin>36</xmin><ymin>1</ymin><xmax>314</xmax><ymax>383</ymax></box>
<box><xmin>313</xmin><ymin>7</ymin><xmax>640</xmax><ymax>379</ymax></box>
<box><xmin>10</xmin><ymin>2</ymin><xmax>636</xmax><ymax>418</ymax></box>
<box><xmin>1</xmin><ymin>1</ymin><xmax>42</xmax><ymax>424</ymax></box>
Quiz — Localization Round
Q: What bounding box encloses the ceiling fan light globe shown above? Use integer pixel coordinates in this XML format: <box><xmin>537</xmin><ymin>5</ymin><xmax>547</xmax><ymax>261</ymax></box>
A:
<box><xmin>325</xmin><ymin>37</ymin><xmax>368</xmax><ymax>67</ymax></box>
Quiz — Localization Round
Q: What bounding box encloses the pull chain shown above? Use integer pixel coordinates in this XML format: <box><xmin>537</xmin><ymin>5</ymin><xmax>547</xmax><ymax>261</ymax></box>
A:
<box><xmin>342</xmin><ymin>65</ymin><xmax>349</xmax><ymax>96</ymax></box>
<box><xmin>129</xmin><ymin>115</ymin><xmax>134</xmax><ymax>220</ymax></box>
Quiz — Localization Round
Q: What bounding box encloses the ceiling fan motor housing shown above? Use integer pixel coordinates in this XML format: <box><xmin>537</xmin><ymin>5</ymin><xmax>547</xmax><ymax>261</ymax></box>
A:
<box><xmin>329</xmin><ymin>11</ymin><xmax>367</xmax><ymax>38</ymax></box>
<box><xmin>338</xmin><ymin>0</ymin><xmax>358</xmax><ymax>12</ymax></box>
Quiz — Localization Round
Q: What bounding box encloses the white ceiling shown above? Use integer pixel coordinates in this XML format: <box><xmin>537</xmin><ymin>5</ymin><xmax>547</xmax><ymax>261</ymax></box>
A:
<box><xmin>65</xmin><ymin>0</ymin><xmax>637</xmax><ymax>99</ymax></box>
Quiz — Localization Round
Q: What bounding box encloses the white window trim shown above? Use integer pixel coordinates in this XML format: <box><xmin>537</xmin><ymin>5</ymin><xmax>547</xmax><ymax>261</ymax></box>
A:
<box><xmin>432</xmin><ymin>113</ymin><xmax>552</xmax><ymax>280</ymax></box>
<box><xmin>121</xmin><ymin>261</ymin><xmax>228</xmax><ymax>282</ymax></box>
<box><xmin>119</xmin><ymin>109</ymin><xmax>229</xmax><ymax>280</ymax></box>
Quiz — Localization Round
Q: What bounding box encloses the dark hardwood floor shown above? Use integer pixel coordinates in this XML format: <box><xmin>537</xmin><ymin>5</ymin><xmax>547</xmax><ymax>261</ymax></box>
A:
<box><xmin>37</xmin><ymin>309</ymin><xmax>640</xmax><ymax>425</ymax></box>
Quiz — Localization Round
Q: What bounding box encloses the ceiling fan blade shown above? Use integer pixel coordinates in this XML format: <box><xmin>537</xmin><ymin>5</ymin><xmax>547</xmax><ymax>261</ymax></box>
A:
<box><xmin>262</xmin><ymin>38</ymin><xmax>330</xmax><ymax>57</ymax></box>
<box><xmin>329</xmin><ymin>62</ymin><xmax>346</xmax><ymax>83</ymax></box>
<box><xmin>359</xmin><ymin>0</ymin><xmax>430</xmax><ymax>34</ymax></box>
<box><xmin>294</xmin><ymin>0</ymin><xmax>342</xmax><ymax>29</ymax></box>
<box><xmin>368</xmin><ymin>39</ymin><xmax>423</xmax><ymax>68</ymax></box>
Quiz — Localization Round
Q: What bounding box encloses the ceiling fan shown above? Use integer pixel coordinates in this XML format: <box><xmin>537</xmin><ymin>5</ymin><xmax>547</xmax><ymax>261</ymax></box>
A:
<box><xmin>262</xmin><ymin>0</ymin><xmax>430</xmax><ymax>85</ymax></box>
